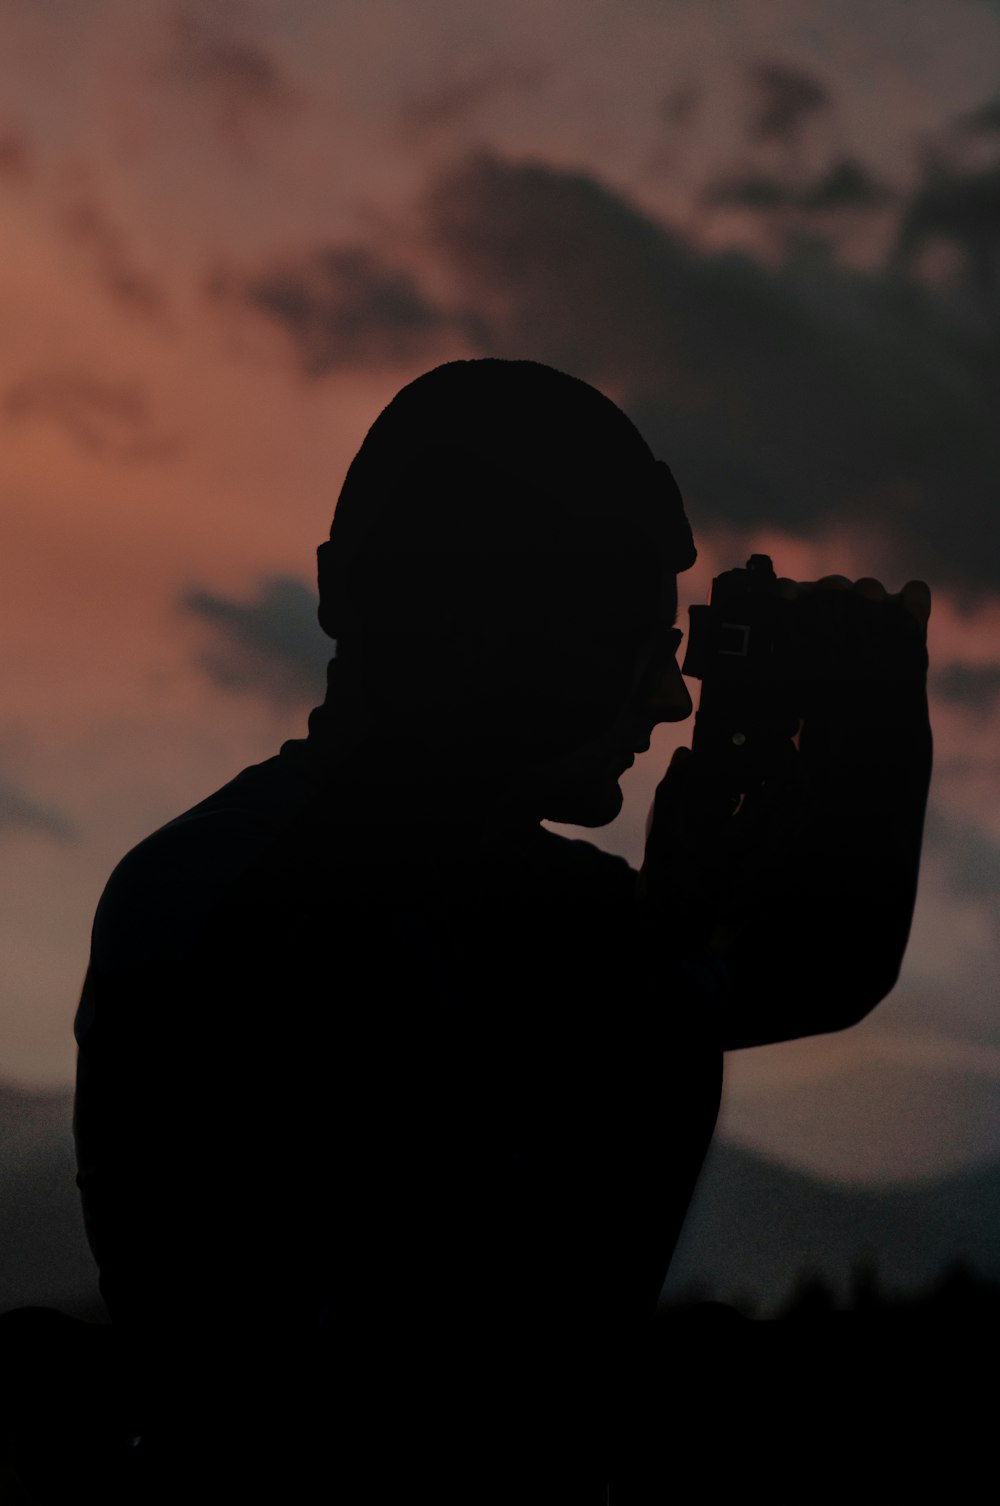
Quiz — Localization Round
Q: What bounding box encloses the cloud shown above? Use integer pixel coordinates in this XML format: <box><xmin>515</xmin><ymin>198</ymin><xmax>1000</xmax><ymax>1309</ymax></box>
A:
<box><xmin>423</xmin><ymin>150</ymin><xmax>1000</xmax><ymax>596</ymax></box>
<box><xmin>0</xmin><ymin>781</ymin><xmax>74</xmax><ymax>844</ymax></box>
<box><xmin>59</xmin><ymin>190</ymin><xmax>168</xmax><ymax>323</ymax></box>
<box><xmin>748</xmin><ymin>61</ymin><xmax>831</xmax><ymax>142</ymax></box>
<box><xmin>160</xmin><ymin>7</ymin><xmax>297</xmax><ymax>147</ymax></box>
<box><xmin>425</xmin><ymin>150</ymin><xmax>714</xmax><ymax>392</ymax></box>
<box><xmin>957</xmin><ymin>99</ymin><xmax>1000</xmax><ymax>136</ymax></box>
<box><xmin>208</xmin><ymin>246</ymin><xmax>453</xmax><ymax>376</ymax></box>
<box><xmin>705</xmin><ymin>158</ymin><xmax>892</xmax><ymax>214</ymax></box>
<box><xmin>659</xmin><ymin>80</ymin><xmax>701</xmax><ymax>130</ymax></box>
<box><xmin>397</xmin><ymin>59</ymin><xmax>547</xmax><ymax>137</ymax></box>
<box><xmin>933</xmin><ymin>661</ymin><xmax>1000</xmax><ymax>712</ymax></box>
<box><xmin>4</xmin><ymin>372</ymin><xmax>179</xmax><ymax>462</ymax></box>
<box><xmin>893</xmin><ymin>162</ymin><xmax>1000</xmax><ymax>297</ymax></box>
<box><xmin>923</xmin><ymin>808</ymin><xmax>1000</xmax><ymax>909</ymax></box>
<box><xmin>943</xmin><ymin>824</ymin><xmax>1000</xmax><ymax>906</ymax></box>
<box><xmin>180</xmin><ymin>575</ymin><xmax>330</xmax><ymax>706</ymax></box>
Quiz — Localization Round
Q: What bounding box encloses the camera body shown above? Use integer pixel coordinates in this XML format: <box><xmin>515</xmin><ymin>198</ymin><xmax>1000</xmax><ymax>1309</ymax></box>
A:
<box><xmin>681</xmin><ymin>554</ymin><xmax>805</xmax><ymax>796</ymax></box>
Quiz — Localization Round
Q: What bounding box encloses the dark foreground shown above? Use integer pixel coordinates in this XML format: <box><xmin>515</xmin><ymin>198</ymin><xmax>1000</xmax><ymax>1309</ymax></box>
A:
<box><xmin>1</xmin><ymin>1282</ymin><xmax>994</xmax><ymax>1504</ymax></box>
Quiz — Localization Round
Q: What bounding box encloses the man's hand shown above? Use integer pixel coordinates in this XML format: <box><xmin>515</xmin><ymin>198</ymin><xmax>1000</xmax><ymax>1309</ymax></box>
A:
<box><xmin>778</xmin><ymin>574</ymin><xmax>931</xmax><ymax>621</ymax></box>
<box><xmin>636</xmin><ymin>736</ymin><xmax>807</xmax><ymax>957</ymax></box>
<box><xmin>778</xmin><ymin>574</ymin><xmax>930</xmax><ymax>729</ymax></box>
<box><xmin>638</xmin><ymin>576</ymin><xmax>933</xmax><ymax>1046</ymax></box>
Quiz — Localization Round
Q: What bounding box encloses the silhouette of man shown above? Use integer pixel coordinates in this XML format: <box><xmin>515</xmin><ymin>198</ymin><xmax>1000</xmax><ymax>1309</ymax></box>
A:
<box><xmin>73</xmin><ymin>359</ymin><xmax>931</xmax><ymax>1500</ymax></box>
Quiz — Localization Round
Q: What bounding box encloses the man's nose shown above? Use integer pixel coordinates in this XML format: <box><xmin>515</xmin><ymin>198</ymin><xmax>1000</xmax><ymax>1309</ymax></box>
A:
<box><xmin>646</xmin><ymin>658</ymin><xmax>693</xmax><ymax>723</ymax></box>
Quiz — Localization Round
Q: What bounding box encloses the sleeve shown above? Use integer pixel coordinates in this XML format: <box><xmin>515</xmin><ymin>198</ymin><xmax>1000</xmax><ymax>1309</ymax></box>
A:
<box><xmin>718</xmin><ymin>668</ymin><xmax>932</xmax><ymax>1049</ymax></box>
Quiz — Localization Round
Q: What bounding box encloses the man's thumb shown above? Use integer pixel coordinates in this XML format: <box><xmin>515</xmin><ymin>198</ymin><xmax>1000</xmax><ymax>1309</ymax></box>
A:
<box><xmin>646</xmin><ymin>745</ymin><xmax>692</xmax><ymax>840</ymax></box>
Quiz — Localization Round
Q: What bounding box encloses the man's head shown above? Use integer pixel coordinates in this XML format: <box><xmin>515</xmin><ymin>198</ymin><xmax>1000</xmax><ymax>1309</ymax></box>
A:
<box><xmin>318</xmin><ymin>359</ymin><xmax>696</xmax><ymax>824</ymax></box>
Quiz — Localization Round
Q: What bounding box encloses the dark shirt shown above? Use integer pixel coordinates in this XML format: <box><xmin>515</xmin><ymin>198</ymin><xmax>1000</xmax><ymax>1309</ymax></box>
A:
<box><xmin>74</xmin><ymin>727</ymin><xmax>724</xmax><ymax>1486</ymax></box>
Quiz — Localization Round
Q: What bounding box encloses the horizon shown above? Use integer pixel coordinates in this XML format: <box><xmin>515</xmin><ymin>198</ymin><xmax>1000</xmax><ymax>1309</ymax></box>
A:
<box><xmin>6</xmin><ymin>1075</ymin><xmax>1000</xmax><ymax>1330</ymax></box>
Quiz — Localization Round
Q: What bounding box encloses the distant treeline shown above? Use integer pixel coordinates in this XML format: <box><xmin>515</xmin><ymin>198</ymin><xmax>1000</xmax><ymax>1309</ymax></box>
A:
<box><xmin>663</xmin><ymin>1256</ymin><xmax>1000</xmax><ymax>1321</ymax></box>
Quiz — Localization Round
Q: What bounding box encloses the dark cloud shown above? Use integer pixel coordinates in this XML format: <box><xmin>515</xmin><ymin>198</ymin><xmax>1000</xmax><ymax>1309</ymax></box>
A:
<box><xmin>807</xmin><ymin>159</ymin><xmax>892</xmax><ymax>212</ymax></box>
<box><xmin>181</xmin><ymin>576</ymin><xmax>330</xmax><ymax>706</ymax></box>
<box><xmin>161</xmin><ymin>9</ymin><xmax>297</xmax><ymax>145</ymax></box>
<box><xmin>949</xmin><ymin>831</ymin><xmax>1000</xmax><ymax>909</ymax></box>
<box><xmin>924</xmin><ymin>808</ymin><xmax>1000</xmax><ymax>907</ymax></box>
<box><xmin>893</xmin><ymin>164</ymin><xmax>1000</xmax><ymax>297</ymax></box>
<box><xmin>423</xmin><ymin>150</ymin><xmax>1000</xmax><ymax>596</ymax></box>
<box><xmin>749</xmin><ymin>62</ymin><xmax>830</xmax><ymax>142</ymax></box>
<box><xmin>706</xmin><ymin>158</ymin><xmax>891</xmax><ymax>214</ymax></box>
<box><xmin>426</xmin><ymin>151</ymin><xmax>703</xmax><ymax>394</ymax></box>
<box><xmin>957</xmin><ymin>100</ymin><xmax>1000</xmax><ymax>136</ymax></box>
<box><xmin>4</xmin><ymin>372</ymin><xmax>179</xmax><ymax>462</ymax></box>
<box><xmin>208</xmin><ymin>247</ymin><xmax>452</xmax><ymax>376</ymax></box>
<box><xmin>933</xmin><ymin>662</ymin><xmax>1000</xmax><ymax>712</ymax></box>
<box><xmin>59</xmin><ymin>193</ymin><xmax>168</xmax><ymax>322</ymax></box>
<box><xmin>0</xmin><ymin>781</ymin><xmax>74</xmax><ymax>844</ymax></box>
<box><xmin>660</xmin><ymin>81</ymin><xmax>701</xmax><ymax>130</ymax></box>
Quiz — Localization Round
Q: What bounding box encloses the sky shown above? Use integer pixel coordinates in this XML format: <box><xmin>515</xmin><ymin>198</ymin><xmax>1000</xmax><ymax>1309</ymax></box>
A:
<box><xmin>2</xmin><ymin>0</ymin><xmax>1000</xmax><ymax>1186</ymax></box>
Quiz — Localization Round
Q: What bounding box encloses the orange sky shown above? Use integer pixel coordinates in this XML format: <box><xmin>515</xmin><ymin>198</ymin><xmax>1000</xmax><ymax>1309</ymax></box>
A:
<box><xmin>3</xmin><ymin>0</ymin><xmax>1000</xmax><ymax>1185</ymax></box>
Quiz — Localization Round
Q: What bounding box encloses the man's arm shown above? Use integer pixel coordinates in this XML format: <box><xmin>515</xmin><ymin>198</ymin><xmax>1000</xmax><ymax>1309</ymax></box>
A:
<box><xmin>716</xmin><ymin>672</ymin><xmax>932</xmax><ymax>1047</ymax></box>
<box><xmin>638</xmin><ymin>577</ymin><xmax>932</xmax><ymax>1049</ymax></box>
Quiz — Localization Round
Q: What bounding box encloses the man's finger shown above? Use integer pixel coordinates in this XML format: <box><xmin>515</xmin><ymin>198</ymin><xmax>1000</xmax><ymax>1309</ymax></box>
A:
<box><xmin>794</xmin><ymin>575</ymin><xmax>853</xmax><ymax>593</ymax></box>
<box><xmin>853</xmin><ymin>577</ymin><xmax>887</xmax><ymax>601</ymax></box>
<box><xmin>899</xmin><ymin>579</ymin><xmax>931</xmax><ymax>629</ymax></box>
<box><xmin>648</xmin><ymin>745</ymin><xmax>742</xmax><ymax>845</ymax></box>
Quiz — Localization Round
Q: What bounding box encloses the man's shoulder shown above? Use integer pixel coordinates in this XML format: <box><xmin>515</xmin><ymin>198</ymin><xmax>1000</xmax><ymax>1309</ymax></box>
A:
<box><xmin>91</xmin><ymin>746</ymin><xmax>309</xmax><ymax>974</ymax></box>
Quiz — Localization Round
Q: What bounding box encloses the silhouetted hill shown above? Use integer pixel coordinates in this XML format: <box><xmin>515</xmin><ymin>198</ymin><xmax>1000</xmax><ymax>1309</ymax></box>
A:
<box><xmin>3</xmin><ymin>1081</ymin><xmax>1000</xmax><ymax>1321</ymax></box>
<box><xmin>664</xmin><ymin>1136</ymin><xmax>1000</xmax><ymax>1312</ymax></box>
<box><xmin>0</xmin><ymin>1084</ymin><xmax>104</xmax><ymax>1320</ymax></box>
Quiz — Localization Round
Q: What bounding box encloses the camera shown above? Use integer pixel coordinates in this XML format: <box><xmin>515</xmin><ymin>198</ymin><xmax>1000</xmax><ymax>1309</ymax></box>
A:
<box><xmin>681</xmin><ymin>554</ymin><xmax>805</xmax><ymax>797</ymax></box>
